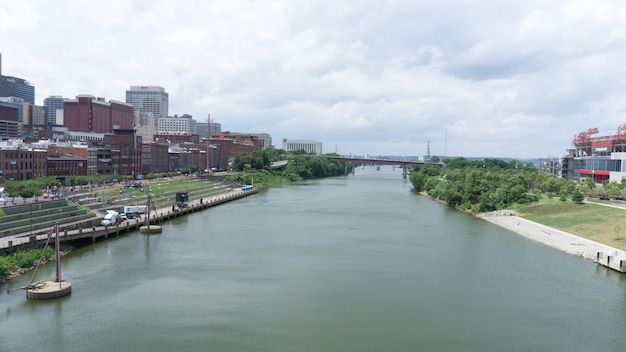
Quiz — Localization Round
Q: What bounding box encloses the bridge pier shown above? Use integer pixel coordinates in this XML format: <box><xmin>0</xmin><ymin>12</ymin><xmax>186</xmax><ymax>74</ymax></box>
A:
<box><xmin>402</xmin><ymin>165</ymin><xmax>408</xmax><ymax>179</ymax></box>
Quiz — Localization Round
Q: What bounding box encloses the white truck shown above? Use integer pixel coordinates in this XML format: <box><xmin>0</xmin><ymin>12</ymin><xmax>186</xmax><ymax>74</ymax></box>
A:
<box><xmin>124</xmin><ymin>205</ymin><xmax>147</xmax><ymax>219</ymax></box>
<box><xmin>100</xmin><ymin>210</ymin><xmax>120</xmax><ymax>226</ymax></box>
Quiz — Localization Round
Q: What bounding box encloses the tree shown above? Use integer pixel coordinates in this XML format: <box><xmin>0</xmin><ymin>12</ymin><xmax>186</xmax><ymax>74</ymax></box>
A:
<box><xmin>409</xmin><ymin>172</ymin><xmax>429</xmax><ymax>192</ymax></box>
<box><xmin>603</xmin><ymin>181</ymin><xmax>622</xmax><ymax>198</ymax></box>
<box><xmin>572</xmin><ymin>189</ymin><xmax>584</xmax><ymax>204</ymax></box>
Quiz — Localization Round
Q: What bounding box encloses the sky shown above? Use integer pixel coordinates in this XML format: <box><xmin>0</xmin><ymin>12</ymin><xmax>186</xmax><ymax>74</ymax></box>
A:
<box><xmin>1</xmin><ymin>0</ymin><xmax>626</xmax><ymax>159</ymax></box>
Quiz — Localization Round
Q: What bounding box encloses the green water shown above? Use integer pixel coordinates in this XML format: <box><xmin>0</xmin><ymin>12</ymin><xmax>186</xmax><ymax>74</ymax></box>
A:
<box><xmin>1</xmin><ymin>167</ymin><xmax>625</xmax><ymax>351</ymax></box>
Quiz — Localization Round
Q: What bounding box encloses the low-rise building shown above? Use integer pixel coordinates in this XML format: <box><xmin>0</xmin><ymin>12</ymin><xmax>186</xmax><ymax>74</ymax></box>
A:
<box><xmin>282</xmin><ymin>138</ymin><xmax>322</xmax><ymax>155</ymax></box>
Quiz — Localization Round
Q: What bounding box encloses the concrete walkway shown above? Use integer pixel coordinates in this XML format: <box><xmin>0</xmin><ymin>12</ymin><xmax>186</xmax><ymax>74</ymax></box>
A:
<box><xmin>0</xmin><ymin>188</ymin><xmax>252</xmax><ymax>251</ymax></box>
<box><xmin>479</xmin><ymin>212</ymin><xmax>626</xmax><ymax>262</ymax></box>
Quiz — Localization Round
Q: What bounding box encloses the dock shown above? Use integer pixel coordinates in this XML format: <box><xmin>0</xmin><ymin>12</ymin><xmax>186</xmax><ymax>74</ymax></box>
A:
<box><xmin>0</xmin><ymin>188</ymin><xmax>257</xmax><ymax>253</ymax></box>
<box><xmin>597</xmin><ymin>251</ymin><xmax>626</xmax><ymax>273</ymax></box>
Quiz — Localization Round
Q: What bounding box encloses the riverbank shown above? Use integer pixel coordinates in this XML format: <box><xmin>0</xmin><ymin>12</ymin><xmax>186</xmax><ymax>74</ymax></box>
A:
<box><xmin>1</xmin><ymin>187</ymin><xmax>257</xmax><ymax>281</ymax></box>
<box><xmin>478</xmin><ymin>210</ymin><xmax>626</xmax><ymax>262</ymax></box>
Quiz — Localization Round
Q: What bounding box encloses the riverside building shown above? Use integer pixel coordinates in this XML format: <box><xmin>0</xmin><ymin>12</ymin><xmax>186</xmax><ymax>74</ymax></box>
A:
<box><xmin>562</xmin><ymin>124</ymin><xmax>626</xmax><ymax>183</ymax></box>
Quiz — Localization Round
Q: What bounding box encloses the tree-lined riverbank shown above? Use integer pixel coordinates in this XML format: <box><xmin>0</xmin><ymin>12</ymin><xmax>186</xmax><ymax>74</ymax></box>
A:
<box><xmin>410</xmin><ymin>157</ymin><xmax>626</xmax><ymax>250</ymax></box>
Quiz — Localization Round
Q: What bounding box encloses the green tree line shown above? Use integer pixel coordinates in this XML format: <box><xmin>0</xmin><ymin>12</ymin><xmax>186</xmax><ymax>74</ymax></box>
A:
<box><xmin>226</xmin><ymin>149</ymin><xmax>352</xmax><ymax>186</ymax></box>
<box><xmin>409</xmin><ymin>157</ymin><xmax>615</xmax><ymax>212</ymax></box>
<box><xmin>3</xmin><ymin>176</ymin><xmax>61</xmax><ymax>199</ymax></box>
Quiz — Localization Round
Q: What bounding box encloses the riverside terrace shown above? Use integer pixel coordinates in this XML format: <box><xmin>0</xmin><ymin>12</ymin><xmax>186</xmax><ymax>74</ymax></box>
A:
<box><xmin>0</xmin><ymin>176</ymin><xmax>233</xmax><ymax>230</ymax></box>
<box><xmin>0</xmin><ymin>187</ymin><xmax>257</xmax><ymax>254</ymax></box>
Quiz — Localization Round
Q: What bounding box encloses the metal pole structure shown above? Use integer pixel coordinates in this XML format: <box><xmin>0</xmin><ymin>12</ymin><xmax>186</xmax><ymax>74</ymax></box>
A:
<box><xmin>54</xmin><ymin>223</ymin><xmax>61</xmax><ymax>287</ymax></box>
<box><xmin>29</xmin><ymin>203</ymin><xmax>32</xmax><ymax>236</ymax></box>
<box><xmin>144</xmin><ymin>194</ymin><xmax>151</xmax><ymax>230</ymax></box>
<box><xmin>207</xmin><ymin>114</ymin><xmax>211</xmax><ymax>173</ymax></box>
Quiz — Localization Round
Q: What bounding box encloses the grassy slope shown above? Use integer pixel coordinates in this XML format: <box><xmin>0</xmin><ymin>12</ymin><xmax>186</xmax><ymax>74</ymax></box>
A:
<box><xmin>516</xmin><ymin>197</ymin><xmax>626</xmax><ymax>250</ymax></box>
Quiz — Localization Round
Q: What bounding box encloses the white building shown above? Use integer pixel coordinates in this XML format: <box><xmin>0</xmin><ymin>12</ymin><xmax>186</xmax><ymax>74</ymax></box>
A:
<box><xmin>282</xmin><ymin>138</ymin><xmax>322</xmax><ymax>155</ymax></box>
<box><xmin>158</xmin><ymin>114</ymin><xmax>197</xmax><ymax>133</ymax></box>
<box><xmin>607</xmin><ymin>152</ymin><xmax>626</xmax><ymax>183</ymax></box>
<box><xmin>134</xmin><ymin>111</ymin><xmax>156</xmax><ymax>143</ymax></box>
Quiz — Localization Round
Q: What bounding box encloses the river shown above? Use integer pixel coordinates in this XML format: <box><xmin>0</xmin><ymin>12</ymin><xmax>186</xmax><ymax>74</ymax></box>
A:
<box><xmin>1</xmin><ymin>166</ymin><xmax>625</xmax><ymax>351</ymax></box>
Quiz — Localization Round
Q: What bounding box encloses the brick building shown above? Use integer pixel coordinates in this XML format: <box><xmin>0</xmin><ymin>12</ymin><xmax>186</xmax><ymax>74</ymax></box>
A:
<box><xmin>0</xmin><ymin>144</ymin><xmax>46</xmax><ymax>183</ymax></box>
<box><xmin>63</xmin><ymin>95</ymin><xmax>133</xmax><ymax>133</ymax></box>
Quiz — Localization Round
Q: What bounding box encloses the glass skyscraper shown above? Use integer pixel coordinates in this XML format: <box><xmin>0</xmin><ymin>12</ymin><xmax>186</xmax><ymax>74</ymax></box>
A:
<box><xmin>0</xmin><ymin>53</ymin><xmax>35</xmax><ymax>104</ymax></box>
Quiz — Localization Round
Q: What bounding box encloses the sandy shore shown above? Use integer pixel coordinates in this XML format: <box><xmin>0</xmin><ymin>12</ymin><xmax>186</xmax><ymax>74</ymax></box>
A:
<box><xmin>478</xmin><ymin>211</ymin><xmax>626</xmax><ymax>262</ymax></box>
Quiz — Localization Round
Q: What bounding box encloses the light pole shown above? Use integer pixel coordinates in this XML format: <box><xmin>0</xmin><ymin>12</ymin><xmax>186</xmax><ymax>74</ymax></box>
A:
<box><xmin>29</xmin><ymin>203</ymin><xmax>32</xmax><ymax>236</ymax></box>
<box><xmin>207</xmin><ymin>113</ymin><xmax>211</xmax><ymax>173</ymax></box>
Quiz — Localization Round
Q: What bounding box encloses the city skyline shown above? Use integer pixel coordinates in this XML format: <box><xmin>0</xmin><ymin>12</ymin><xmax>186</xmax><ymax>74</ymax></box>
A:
<box><xmin>2</xmin><ymin>0</ymin><xmax>626</xmax><ymax>158</ymax></box>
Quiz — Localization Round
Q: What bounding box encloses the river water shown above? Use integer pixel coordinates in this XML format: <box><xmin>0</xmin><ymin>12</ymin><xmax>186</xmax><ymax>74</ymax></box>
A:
<box><xmin>1</xmin><ymin>167</ymin><xmax>625</xmax><ymax>351</ymax></box>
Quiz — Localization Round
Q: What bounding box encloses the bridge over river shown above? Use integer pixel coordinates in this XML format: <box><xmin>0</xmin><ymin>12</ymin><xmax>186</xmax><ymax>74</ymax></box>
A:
<box><xmin>325</xmin><ymin>156</ymin><xmax>438</xmax><ymax>178</ymax></box>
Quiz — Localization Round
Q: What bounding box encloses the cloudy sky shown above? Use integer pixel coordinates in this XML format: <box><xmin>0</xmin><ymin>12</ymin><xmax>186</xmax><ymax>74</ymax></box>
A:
<box><xmin>2</xmin><ymin>0</ymin><xmax>625</xmax><ymax>159</ymax></box>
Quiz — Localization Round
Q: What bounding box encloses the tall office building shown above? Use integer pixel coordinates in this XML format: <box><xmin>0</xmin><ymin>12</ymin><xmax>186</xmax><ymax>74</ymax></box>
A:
<box><xmin>44</xmin><ymin>95</ymin><xmax>64</xmax><ymax>125</ymax></box>
<box><xmin>0</xmin><ymin>54</ymin><xmax>35</xmax><ymax>104</ymax></box>
<box><xmin>125</xmin><ymin>86</ymin><xmax>169</xmax><ymax>127</ymax></box>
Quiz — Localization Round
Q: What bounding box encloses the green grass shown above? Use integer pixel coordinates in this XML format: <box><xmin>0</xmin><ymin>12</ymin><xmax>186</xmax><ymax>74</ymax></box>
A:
<box><xmin>92</xmin><ymin>178</ymin><xmax>216</xmax><ymax>201</ymax></box>
<box><xmin>88</xmin><ymin>178</ymin><xmax>234</xmax><ymax>213</ymax></box>
<box><xmin>517</xmin><ymin>197</ymin><xmax>626</xmax><ymax>250</ymax></box>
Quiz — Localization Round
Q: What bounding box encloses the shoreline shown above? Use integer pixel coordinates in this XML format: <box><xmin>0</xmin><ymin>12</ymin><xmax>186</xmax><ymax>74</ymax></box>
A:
<box><xmin>478</xmin><ymin>211</ymin><xmax>626</xmax><ymax>262</ymax></box>
<box><xmin>1</xmin><ymin>187</ymin><xmax>254</xmax><ymax>282</ymax></box>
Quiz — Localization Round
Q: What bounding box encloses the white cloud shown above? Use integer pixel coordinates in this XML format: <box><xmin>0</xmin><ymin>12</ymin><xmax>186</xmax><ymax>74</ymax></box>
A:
<box><xmin>1</xmin><ymin>0</ymin><xmax>626</xmax><ymax>158</ymax></box>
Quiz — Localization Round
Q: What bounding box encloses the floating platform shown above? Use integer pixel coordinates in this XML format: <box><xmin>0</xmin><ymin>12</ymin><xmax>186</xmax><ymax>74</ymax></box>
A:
<box><xmin>26</xmin><ymin>280</ymin><xmax>72</xmax><ymax>300</ymax></box>
<box><xmin>597</xmin><ymin>252</ymin><xmax>626</xmax><ymax>273</ymax></box>
<box><xmin>139</xmin><ymin>225</ymin><xmax>162</xmax><ymax>234</ymax></box>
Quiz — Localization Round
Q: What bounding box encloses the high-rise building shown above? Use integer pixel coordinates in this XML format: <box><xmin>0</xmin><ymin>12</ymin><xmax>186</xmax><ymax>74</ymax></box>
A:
<box><xmin>125</xmin><ymin>86</ymin><xmax>169</xmax><ymax>126</ymax></box>
<box><xmin>0</xmin><ymin>54</ymin><xmax>35</xmax><ymax>104</ymax></box>
<box><xmin>44</xmin><ymin>95</ymin><xmax>64</xmax><ymax>125</ymax></box>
